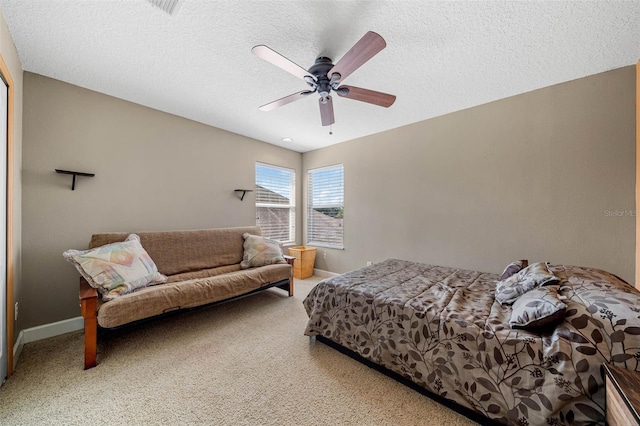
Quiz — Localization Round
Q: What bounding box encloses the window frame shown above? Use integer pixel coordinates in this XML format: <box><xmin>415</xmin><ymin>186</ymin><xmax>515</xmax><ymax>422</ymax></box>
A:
<box><xmin>307</xmin><ymin>163</ymin><xmax>344</xmax><ymax>249</ymax></box>
<box><xmin>255</xmin><ymin>162</ymin><xmax>296</xmax><ymax>244</ymax></box>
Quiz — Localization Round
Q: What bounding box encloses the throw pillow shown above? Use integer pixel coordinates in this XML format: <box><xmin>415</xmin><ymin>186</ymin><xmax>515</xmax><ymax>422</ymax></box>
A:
<box><xmin>495</xmin><ymin>262</ymin><xmax>559</xmax><ymax>305</ymax></box>
<box><xmin>240</xmin><ymin>233</ymin><xmax>286</xmax><ymax>269</ymax></box>
<box><xmin>500</xmin><ymin>259</ymin><xmax>529</xmax><ymax>281</ymax></box>
<box><xmin>63</xmin><ymin>234</ymin><xmax>167</xmax><ymax>301</ymax></box>
<box><xmin>509</xmin><ymin>286</ymin><xmax>567</xmax><ymax>330</ymax></box>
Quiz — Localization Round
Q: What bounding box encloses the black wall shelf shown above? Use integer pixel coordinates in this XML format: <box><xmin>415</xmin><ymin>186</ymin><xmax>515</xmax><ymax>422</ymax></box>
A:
<box><xmin>234</xmin><ymin>189</ymin><xmax>253</xmax><ymax>201</ymax></box>
<box><xmin>55</xmin><ymin>169</ymin><xmax>95</xmax><ymax>190</ymax></box>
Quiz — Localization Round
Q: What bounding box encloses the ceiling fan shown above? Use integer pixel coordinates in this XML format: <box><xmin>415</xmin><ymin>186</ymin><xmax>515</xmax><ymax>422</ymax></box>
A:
<box><xmin>252</xmin><ymin>31</ymin><xmax>396</xmax><ymax>127</ymax></box>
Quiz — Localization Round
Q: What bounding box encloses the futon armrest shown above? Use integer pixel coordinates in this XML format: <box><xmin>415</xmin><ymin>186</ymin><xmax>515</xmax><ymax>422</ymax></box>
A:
<box><xmin>79</xmin><ymin>278</ymin><xmax>98</xmax><ymax>369</ymax></box>
<box><xmin>282</xmin><ymin>255</ymin><xmax>295</xmax><ymax>297</ymax></box>
<box><xmin>79</xmin><ymin>278</ymin><xmax>98</xmax><ymax>303</ymax></box>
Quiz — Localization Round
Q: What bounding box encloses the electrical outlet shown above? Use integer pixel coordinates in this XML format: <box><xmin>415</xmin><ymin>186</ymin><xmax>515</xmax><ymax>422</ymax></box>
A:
<box><xmin>323</xmin><ymin>250</ymin><xmax>327</xmax><ymax>259</ymax></box>
<box><xmin>366</xmin><ymin>261</ymin><xmax>373</xmax><ymax>266</ymax></box>
<box><xmin>14</xmin><ymin>302</ymin><xmax>18</xmax><ymax>321</ymax></box>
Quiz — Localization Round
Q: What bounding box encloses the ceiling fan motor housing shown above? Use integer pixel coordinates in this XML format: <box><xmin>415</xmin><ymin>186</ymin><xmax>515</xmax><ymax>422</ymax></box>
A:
<box><xmin>308</xmin><ymin>57</ymin><xmax>335</xmax><ymax>99</ymax></box>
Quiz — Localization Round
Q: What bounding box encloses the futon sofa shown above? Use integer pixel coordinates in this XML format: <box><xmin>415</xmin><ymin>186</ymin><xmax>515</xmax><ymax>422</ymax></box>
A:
<box><xmin>78</xmin><ymin>226</ymin><xmax>294</xmax><ymax>369</ymax></box>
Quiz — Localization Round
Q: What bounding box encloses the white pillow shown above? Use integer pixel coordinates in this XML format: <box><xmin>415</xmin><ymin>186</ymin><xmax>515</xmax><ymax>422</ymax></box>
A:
<box><xmin>63</xmin><ymin>234</ymin><xmax>167</xmax><ymax>301</ymax></box>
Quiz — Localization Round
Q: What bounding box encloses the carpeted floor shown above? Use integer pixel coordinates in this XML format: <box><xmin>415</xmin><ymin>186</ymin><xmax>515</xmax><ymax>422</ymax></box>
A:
<box><xmin>0</xmin><ymin>277</ymin><xmax>478</xmax><ymax>425</ymax></box>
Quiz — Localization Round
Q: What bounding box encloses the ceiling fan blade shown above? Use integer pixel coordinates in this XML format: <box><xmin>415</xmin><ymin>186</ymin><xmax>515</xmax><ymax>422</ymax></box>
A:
<box><xmin>328</xmin><ymin>31</ymin><xmax>386</xmax><ymax>83</ymax></box>
<box><xmin>319</xmin><ymin>96</ymin><xmax>335</xmax><ymax>126</ymax></box>
<box><xmin>259</xmin><ymin>90</ymin><xmax>314</xmax><ymax>111</ymax></box>
<box><xmin>252</xmin><ymin>45</ymin><xmax>312</xmax><ymax>80</ymax></box>
<box><xmin>336</xmin><ymin>85</ymin><xmax>396</xmax><ymax>108</ymax></box>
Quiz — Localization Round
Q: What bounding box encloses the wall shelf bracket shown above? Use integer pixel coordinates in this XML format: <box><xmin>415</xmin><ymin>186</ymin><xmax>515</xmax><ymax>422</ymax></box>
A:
<box><xmin>234</xmin><ymin>189</ymin><xmax>253</xmax><ymax>201</ymax></box>
<box><xmin>55</xmin><ymin>169</ymin><xmax>95</xmax><ymax>190</ymax></box>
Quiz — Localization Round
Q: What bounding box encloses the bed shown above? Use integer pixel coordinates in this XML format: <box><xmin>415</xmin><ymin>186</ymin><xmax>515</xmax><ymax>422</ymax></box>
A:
<box><xmin>303</xmin><ymin>259</ymin><xmax>640</xmax><ymax>425</ymax></box>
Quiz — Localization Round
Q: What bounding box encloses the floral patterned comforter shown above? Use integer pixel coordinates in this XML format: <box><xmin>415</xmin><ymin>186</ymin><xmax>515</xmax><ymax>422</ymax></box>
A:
<box><xmin>303</xmin><ymin>259</ymin><xmax>640</xmax><ymax>425</ymax></box>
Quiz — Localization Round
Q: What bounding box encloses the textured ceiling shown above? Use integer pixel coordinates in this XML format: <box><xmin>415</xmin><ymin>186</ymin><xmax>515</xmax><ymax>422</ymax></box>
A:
<box><xmin>1</xmin><ymin>1</ymin><xmax>639</xmax><ymax>152</ymax></box>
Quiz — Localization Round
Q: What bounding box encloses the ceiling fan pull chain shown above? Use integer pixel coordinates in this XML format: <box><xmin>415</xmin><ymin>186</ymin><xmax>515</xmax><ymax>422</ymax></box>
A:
<box><xmin>329</xmin><ymin>125</ymin><xmax>333</xmax><ymax>136</ymax></box>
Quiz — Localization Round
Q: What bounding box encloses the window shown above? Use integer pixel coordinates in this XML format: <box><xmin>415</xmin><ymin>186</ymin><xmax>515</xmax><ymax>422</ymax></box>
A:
<box><xmin>255</xmin><ymin>162</ymin><xmax>295</xmax><ymax>243</ymax></box>
<box><xmin>307</xmin><ymin>164</ymin><xmax>344</xmax><ymax>249</ymax></box>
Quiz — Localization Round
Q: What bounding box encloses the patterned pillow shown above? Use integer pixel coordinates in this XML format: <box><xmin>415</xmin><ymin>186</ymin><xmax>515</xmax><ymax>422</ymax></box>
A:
<box><xmin>240</xmin><ymin>233</ymin><xmax>286</xmax><ymax>269</ymax></box>
<box><xmin>495</xmin><ymin>262</ymin><xmax>559</xmax><ymax>305</ymax></box>
<box><xmin>500</xmin><ymin>259</ymin><xmax>528</xmax><ymax>280</ymax></box>
<box><xmin>509</xmin><ymin>286</ymin><xmax>567</xmax><ymax>330</ymax></box>
<box><xmin>63</xmin><ymin>234</ymin><xmax>167</xmax><ymax>301</ymax></box>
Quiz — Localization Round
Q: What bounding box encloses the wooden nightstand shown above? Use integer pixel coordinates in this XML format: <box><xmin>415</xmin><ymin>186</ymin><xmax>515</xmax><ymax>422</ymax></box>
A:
<box><xmin>603</xmin><ymin>363</ymin><xmax>640</xmax><ymax>425</ymax></box>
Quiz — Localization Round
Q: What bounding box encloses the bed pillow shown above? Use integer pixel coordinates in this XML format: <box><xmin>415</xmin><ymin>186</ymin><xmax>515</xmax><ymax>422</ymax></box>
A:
<box><xmin>63</xmin><ymin>234</ymin><xmax>167</xmax><ymax>301</ymax></box>
<box><xmin>500</xmin><ymin>259</ymin><xmax>528</xmax><ymax>280</ymax></box>
<box><xmin>240</xmin><ymin>233</ymin><xmax>286</xmax><ymax>269</ymax></box>
<box><xmin>509</xmin><ymin>285</ymin><xmax>567</xmax><ymax>330</ymax></box>
<box><xmin>495</xmin><ymin>262</ymin><xmax>559</xmax><ymax>305</ymax></box>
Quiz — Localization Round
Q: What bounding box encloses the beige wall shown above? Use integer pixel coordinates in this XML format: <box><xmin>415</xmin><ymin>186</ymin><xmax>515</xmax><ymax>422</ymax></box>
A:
<box><xmin>0</xmin><ymin>8</ymin><xmax>23</xmax><ymax>358</ymax></box>
<box><xmin>22</xmin><ymin>73</ymin><xmax>301</xmax><ymax>328</ymax></box>
<box><xmin>22</xmin><ymin>65</ymin><xmax>636</xmax><ymax>328</ymax></box>
<box><xmin>303</xmin><ymin>66</ymin><xmax>636</xmax><ymax>283</ymax></box>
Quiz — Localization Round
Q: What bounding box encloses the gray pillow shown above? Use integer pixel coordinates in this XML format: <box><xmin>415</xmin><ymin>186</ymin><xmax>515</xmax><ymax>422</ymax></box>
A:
<box><xmin>500</xmin><ymin>259</ymin><xmax>528</xmax><ymax>281</ymax></box>
<box><xmin>495</xmin><ymin>262</ymin><xmax>559</xmax><ymax>305</ymax></box>
<box><xmin>240</xmin><ymin>233</ymin><xmax>286</xmax><ymax>269</ymax></box>
<box><xmin>509</xmin><ymin>286</ymin><xmax>567</xmax><ymax>330</ymax></box>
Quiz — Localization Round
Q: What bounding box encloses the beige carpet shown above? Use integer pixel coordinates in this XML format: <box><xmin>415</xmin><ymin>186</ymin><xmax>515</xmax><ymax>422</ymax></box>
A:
<box><xmin>0</xmin><ymin>277</ymin><xmax>478</xmax><ymax>425</ymax></box>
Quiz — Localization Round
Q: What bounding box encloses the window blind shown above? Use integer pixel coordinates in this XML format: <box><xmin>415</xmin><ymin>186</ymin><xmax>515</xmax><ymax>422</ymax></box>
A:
<box><xmin>307</xmin><ymin>164</ymin><xmax>344</xmax><ymax>248</ymax></box>
<box><xmin>255</xmin><ymin>163</ymin><xmax>295</xmax><ymax>243</ymax></box>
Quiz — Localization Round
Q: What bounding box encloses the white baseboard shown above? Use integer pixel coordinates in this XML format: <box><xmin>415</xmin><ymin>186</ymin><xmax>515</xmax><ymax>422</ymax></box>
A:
<box><xmin>313</xmin><ymin>268</ymin><xmax>339</xmax><ymax>278</ymax></box>
<box><xmin>13</xmin><ymin>330</ymin><xmax>23</xmax><ymax>370</ymax></box>
<box><xmin>22</xmin><ymin>316</ymin><xmax>84</xmax><ymax>344</ymax></box>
